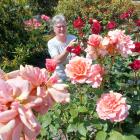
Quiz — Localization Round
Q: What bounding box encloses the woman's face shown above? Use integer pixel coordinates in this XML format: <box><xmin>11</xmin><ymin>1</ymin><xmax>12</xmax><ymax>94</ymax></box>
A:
<box><xmin>53</xmin><ymin>22</ymin><xmax>67</xmax><ymax>37</ymax></box>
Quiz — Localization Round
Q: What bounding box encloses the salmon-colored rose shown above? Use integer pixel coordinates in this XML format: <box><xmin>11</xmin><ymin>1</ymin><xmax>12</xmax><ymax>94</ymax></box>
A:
<box><xmin>86</xmin><ymin>64</ymin><xmax>104</xmax><ymax>88</ymax></box>
<box><xmin>65</xmin><ymin>56</ymin><xmax>92</xmax><ymax>83</ymax></box>
<box><xmin>87</xmin><ymin>34</ymin><xmax>102</xmax><ymax>47</ymax></box>
<box><xmin>96</xmin><ymin>91</ymin><xmax>130</xmax><ymax>122</ymax></box>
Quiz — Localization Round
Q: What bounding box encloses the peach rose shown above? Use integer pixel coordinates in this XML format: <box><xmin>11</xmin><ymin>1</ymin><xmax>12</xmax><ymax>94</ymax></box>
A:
<box><xmin>87</xmin><ymin>34</ymin><xmax>102</xmax><ymax>47</ymax></box>
<box><xmin>65</xmin><ymin>56</ymin><xmax>92</xmax><ymax>83</ymax></box>
<box><xmin>96</xmin><ymin>91</ymin><xmax>130</xmax><ymax>122</ymax></box>
<box><xmin>86</xmin><ymin>64</ymin><xmax>104</xmax><ymax>88</ymax></box>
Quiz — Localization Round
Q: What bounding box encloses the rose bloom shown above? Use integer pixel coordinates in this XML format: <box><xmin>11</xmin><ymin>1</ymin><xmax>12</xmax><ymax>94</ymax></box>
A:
<box><xmin>24</xmin><ymin>18</ymin><xmax>41</xmax><ymax>29</ymax></box>
<box><xmin>106</xmin><ymin>21</ymin><xmax>117</xmax><ymax>30</ymax></box>
<box><xmin>45</xmin><ymin>59</ymin><xmax>57</xmax><ymax>73</ymax></box>
<box><xmin>96</xmin><ymin>91</ymin><xmax>130</xmax><ymax>122</ymax></box>
<box><xmin>73</xmin><ymin>16</ymin><xmax>85</xmax><ymax>29</ymax></box>
<box><xmin>129</xmin><ymin>59</ymin><xmax>140</xmax><ymax>71</ymax></box>
<box><xmin>91</xmin><ymin>20</ymin><xmax>101</xmax><ymax>34</ymax></box>
<box><xmin>87</xmin><ymin>34</ymin><xmax>102</xmax><ymax>47</ymax></box>
<box><xmin>41</xmin><ymin>14</ymin><xmax>50</xmax><ymax>21</ymax></box>
<box><xmin>86</xmin><ymin>34</ymin><xmax>108</xmax><ymax>60</ymax></box>
<box><xmin>120</xmin><ymin>12</ymin><xmax>129</xmax><ymax>20</ymax></box>
<box><xmin>71</xmin><ymin>45</ymin><xmax>82</xmax><ymax>55</ymax></box>
<box><xmin>108</xmin><ymin>29</ymin><xmax>135</xmax><ymax>57</ymax></box>
<box><xmin>135</xmin><ymin>19</ymin><xmax>140</xmax><ymax>27</ymax></box>
<box><xmin>131</xmin><ymin>42</ymin><xmax>140</xmax><ymax>53</ymax></box>
<box><xmin>65</xmin><ymin>56</ymin><xmax>92</xmax><ymax>83</ymax></box>
<box><xmin>86</xmin><ymin>64</ymin><xmax>104</xmax><ymax>88</ymax></box>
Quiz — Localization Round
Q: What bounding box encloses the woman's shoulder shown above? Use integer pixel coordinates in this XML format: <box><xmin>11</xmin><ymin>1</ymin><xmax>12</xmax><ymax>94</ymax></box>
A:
<box><xmin>48</xmin><ymin>36</ymin><xmax>57</xmax><ymax>45</ymax></box>
<box><xmin>67</xmin><ymin>34</ymin><xmax>77</xmax><ymax>41</ymax></box>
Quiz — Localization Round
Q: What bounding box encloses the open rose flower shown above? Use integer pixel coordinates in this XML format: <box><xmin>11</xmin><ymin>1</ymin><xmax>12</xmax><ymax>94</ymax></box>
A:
<box><xmin>86</xmin><ymin>34</ymin><xmax>108</xmax><ymax>60</ymax></box>
<box><xmin>65</xmin><ymin>56</ymin><xmax>92</xmax><ymax>83</ymax></box>
<box><xmin>106</xmin><ymin>21</ymin><xmax>117</xmax><ymax>30</ymax></box>
<box><xmin>107</xmin><ymin>29</ymin><xmax>135</xmax><ymax>57</ymax></box>
<box><xmin>87</xmin><ymin>34</ymin><xmax>102</xmax><ymax>47</ymax></box>
<box><xmin>24</xmin><ymin>18</ymin><xmax>41</xmax><ymax>29</ymax></box>
<box><xmin>73</xmin><ymin>16</ymin><xmax>85</xmax><ymax>29</ymax></box>
<box><xmin>129</xmin><ymin>59</ymin><xmax>140</xmax><ymax>71</ymax></box>
<box><xmin>96</xmin><ymin>91</ymin><xmax>130</xmax><ymax>122</ymax></box>
<box><xmin>86</xmin><ymin>64</ymin><xmax>104</xmax><ymax>88</ymax></box>
<box><xmin>131</xmin><ymin>42</ymin><xmax>140</xmax><ymax>53</ymax></box>
<box><xmin>120</xmin><ymin>12</ymin><xmax>130</xmax><ymax>20</ymax></box>
<box><xmin>41</xmin><ymin>14</ymin><xmax>50</xmax><ymax>22</ymax></box>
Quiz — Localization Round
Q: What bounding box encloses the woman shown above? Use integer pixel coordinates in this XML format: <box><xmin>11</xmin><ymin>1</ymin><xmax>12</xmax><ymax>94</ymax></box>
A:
<box><xmin>48</xmin><ymin>14</ymin><xmax>76</xmax><ymax>81</ymax></box>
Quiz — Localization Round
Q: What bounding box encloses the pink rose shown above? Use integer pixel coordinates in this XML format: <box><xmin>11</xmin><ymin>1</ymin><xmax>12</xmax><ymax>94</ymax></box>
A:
<box><xmin>86</xmin><ymin>64</ymin><xmax>104</xmax><ymax>88</ymax></box>
<box><xmin>65</xmin><ymin>56</ymin><xmax>92</xmax><ymax>83</ymax></box>
<box><xmin>87</xmin><ymin>34</ymin><xmax>102</xmax><ymax>47</ymax></box>
<box><xmin>45</xmin><ymin>59</ymin><xmax>57</xmax><ymax>73</ymax></box>
<box><xmin>96</xmin><ymin>91</ymin><xmax>130</xmax><ymax>122</ymax></box>
<box><xmin>41</xmin><ymin>14</ymin><xmax>50</xmax><ymax>22</ymax></box>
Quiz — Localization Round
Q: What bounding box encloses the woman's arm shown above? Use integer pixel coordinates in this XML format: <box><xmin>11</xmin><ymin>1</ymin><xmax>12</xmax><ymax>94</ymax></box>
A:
<box><xmin>52</xmin><ymin>48</ymin><xmax>69</xmax><ymax>64</ymax></box>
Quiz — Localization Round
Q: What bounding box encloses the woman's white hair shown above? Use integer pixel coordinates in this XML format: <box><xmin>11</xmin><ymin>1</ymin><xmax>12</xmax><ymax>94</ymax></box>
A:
<box><xmin>51</xmin><ymin>14</ymin><xmax>66</xmax><ymax>27</ymax></box>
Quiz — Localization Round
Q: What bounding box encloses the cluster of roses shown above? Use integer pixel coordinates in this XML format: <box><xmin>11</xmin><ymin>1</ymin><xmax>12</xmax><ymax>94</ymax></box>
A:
<box><xmin>24</xmin><ymin>14</ymin><xmax>50</xmax><ymax>30</ymax></box>
<box><xmin>64</xmin><ymin>56</ymin><xmax>130</xmax><ymax>122</ymax></box>
<box><xmin>0</xmin><ymin>63</ymin><xmax>69</xmax><ymax>140</ymax></box>
<box><xmin>64</xmin><ymin>27</ymin><xmax>136</xmax><ymax>122</ymax></box>
<box><xmin>86</xmin><ymin>29</ymin><xmax>135</xmax><ymax>59</ymax></box>
<box><xmin>72</xmin><ymin>9</ymin><xmax>140</xmax><ymax>35</ymax></box>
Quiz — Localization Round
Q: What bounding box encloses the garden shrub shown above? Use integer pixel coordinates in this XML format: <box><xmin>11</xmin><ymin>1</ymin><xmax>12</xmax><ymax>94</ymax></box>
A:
<box><xmin>0</xmin><ymin>0</ymin><xmax>51</xmax><ymax>72</ymax></box>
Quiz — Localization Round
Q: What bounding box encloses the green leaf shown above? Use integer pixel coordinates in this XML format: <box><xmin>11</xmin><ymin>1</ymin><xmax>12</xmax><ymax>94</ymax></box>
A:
<box><xmin>95</xmin><ymin>131</ymin><xmax>107</xmax><ymax>140</ymax></box>
<box><xmin>67</xmin><ymin>124</ymin><xmax>77</xmax><ymax>133</ymax></box>
<box><xmin>108</xmin><ymin>130</ymin><xmax>123</xmax><ymax>140</ymax></box>
<box><xmin>70</xmin><ymin>108</ymin><xmax>78</xmax><ymax>118</ymax></box>
<box><xmin>78</xmin><ymin>106</ymin><xmax>88</xmax><ymax>113</ymax></box>
<box><xmin>78</xmin><ymin>123</ymin><xmax>87</xmax><ymax>137</ymax></box>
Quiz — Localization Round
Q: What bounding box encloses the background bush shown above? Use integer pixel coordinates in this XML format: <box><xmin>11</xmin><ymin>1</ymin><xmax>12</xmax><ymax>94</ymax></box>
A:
<box><xmin>0</xmin><ymin>0</ymin><xmax>52</xmax><ymax>72</ymax></box>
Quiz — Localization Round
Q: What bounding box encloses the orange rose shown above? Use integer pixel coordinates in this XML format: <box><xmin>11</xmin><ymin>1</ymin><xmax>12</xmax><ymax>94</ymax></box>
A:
<box><xmin>65</xmin><ymin>56</ymin><xmax>92</xmax><ymax>83</ymax></box>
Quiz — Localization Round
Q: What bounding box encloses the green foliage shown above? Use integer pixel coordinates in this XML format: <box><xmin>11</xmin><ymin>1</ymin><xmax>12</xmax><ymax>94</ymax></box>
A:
<box><xmin>37</xmin><ymin>54</ymin><xmax>140</xmax><ymax>139</ymax></box>
<box><xmin>28</xmin><ymin>0</ymin><xmax>59</xmax><ymax>16</ymax></box>
<box><xmin>0</xmin><ymin>0</ymin><xmax>51</xmax><ymax>71</ymax></box>
<box><xmin>55</xmin><ymin>0</ymin><xmax>136</xmax><ymax>20</ymax></box>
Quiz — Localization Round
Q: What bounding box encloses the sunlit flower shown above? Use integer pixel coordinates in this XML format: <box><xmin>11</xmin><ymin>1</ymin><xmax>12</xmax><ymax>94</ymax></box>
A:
<box><xmin>107</xmin><ymin>29</ymin><xmax>135</xmax><ymax>57</ymax></box>
<box><xmin>65</xmin><ymin>56</ymin><xmax>92</xmax><ymax>83</ymax></box>
<box><xmin>96</xmin><ymin>91</ymin><xmax>130</xmax><ymax>122</ymax></box>
<box><xmin>86</xmin><ymin>64</ymin><xmax>104</xmax><ymax>88</ymax></box>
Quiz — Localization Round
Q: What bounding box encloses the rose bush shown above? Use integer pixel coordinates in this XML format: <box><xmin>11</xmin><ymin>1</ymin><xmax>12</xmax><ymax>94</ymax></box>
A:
<box><xmin>37</xmin><ymin>10</ymin><xmax>140</xmax><ymax>139</ymax></box>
